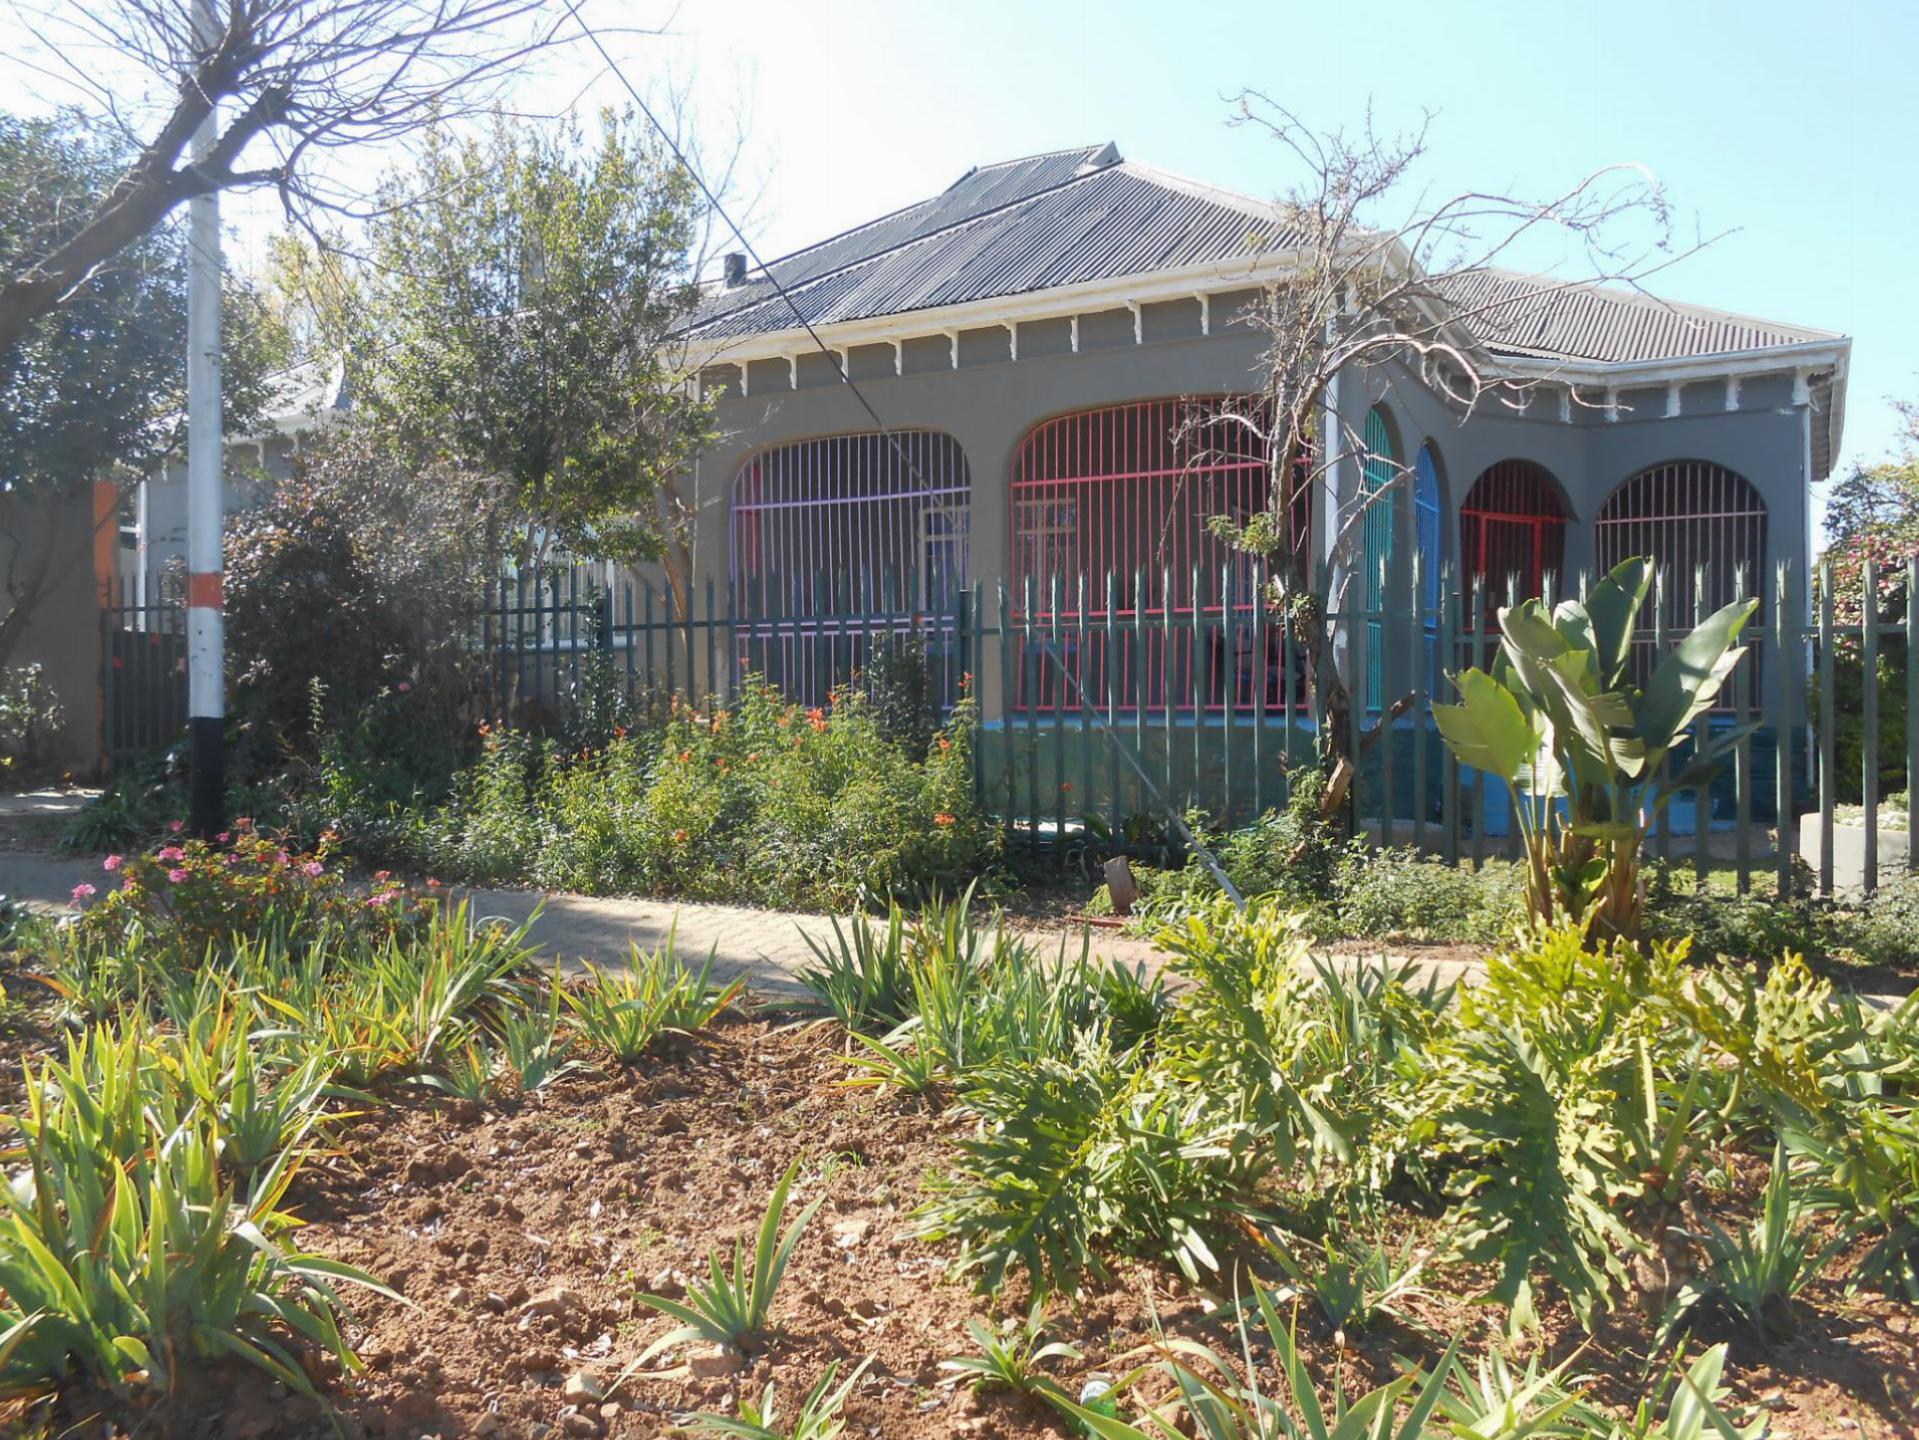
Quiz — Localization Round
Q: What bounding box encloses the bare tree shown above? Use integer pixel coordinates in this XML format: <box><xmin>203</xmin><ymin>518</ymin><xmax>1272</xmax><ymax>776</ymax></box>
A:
<box><xmin>0</xmin><ymin>0</ymin><xmax>618</xmax><ymax>351</ymax></box>
<box><xmin>1202</xmin><ymin>96</ymin><xmax>1711</xmax><ymax>823</ymax></box>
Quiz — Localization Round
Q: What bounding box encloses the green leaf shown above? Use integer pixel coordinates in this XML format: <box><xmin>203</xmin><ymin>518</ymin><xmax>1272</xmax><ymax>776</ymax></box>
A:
<box><xmin>1585</xmin><ymin>557</ymin><xmax>1654</xmax><ymax>687</ymax></box>
<box><xmin>1638</xmin><ymin>599</ymin><xmax>1759</xmax><ymax>753</ymax></box>
<box><xmin>1433</xmin><ymin>671</ymin><xmax>1536</xmax><ymax>782</ymax></box>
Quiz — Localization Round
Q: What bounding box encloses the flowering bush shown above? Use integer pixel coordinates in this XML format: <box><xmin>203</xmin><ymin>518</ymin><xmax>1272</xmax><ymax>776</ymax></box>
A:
<box><xmin>394</xmin><ymin>682</ymin><xmax>995</xmax><ymax>910</ymax></box>
<box><xmin>69</xmin><ymin>820</ymin><xmax>424</xmax><ymax>964</ymax></box>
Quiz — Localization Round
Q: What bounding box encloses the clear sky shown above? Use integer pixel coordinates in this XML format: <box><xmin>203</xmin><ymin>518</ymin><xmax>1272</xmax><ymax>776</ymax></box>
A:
<box><xmin>4</xmin><ymin>0</ymin><xmax>1912</xmax><ymax>503</ymax></box>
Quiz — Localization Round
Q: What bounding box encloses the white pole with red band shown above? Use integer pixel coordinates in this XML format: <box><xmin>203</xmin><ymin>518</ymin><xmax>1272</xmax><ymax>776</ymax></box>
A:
<box><xmin>185</xmin><ymin>0</ymin><xmax>226</xmax><ymax>838</ymax></box>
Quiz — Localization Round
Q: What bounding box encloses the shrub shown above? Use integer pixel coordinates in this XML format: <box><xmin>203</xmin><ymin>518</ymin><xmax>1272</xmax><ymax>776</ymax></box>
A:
<box><xmin>0</xmin><ymin>662</ymin><xmax>65</xmax><ymax>780</ymax></box>
<box><xmin>405</xmin><ymin>684</ymin><xmax>995</xmax><ymax>911</ymax></box>
<box><xmin>223</xmin><ymin>429</ymin><xmax>497</xmax><ymax>762</ymax></box>
<box><xmin>1333</xmin><ymin>845</ymin><xmax>1526</xmax><ymax>944</ymax></box>
<box><xmin>66</xmin><ymin>821</ymin><xmax>421</xmax><ymax>968</ymax></box>
<box><xmin>1849</xmin><ymin>874</ymin><xmax>1919</xmax><ymax>969</ymax></box>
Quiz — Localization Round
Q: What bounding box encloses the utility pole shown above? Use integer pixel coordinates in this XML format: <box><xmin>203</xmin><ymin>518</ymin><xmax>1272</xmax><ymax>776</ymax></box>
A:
<box><xmin>185</xmin><ymin>0</ymin><xmax>225</xmax><ymax>838</ymax></box>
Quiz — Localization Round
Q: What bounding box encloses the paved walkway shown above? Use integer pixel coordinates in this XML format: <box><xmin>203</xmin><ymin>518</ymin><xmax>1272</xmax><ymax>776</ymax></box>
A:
<box><xmin>0</xmin><ymin>843</ymin><xmax>1498</xmax><ymax>999</ymax></box>
<box><xmin>1</xmin><ymin>845</ymin><xmax>1188</xmax><ymax>997</ymax></box>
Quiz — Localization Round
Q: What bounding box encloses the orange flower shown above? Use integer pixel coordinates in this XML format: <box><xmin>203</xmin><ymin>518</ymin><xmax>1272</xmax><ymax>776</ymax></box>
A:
<box><xmin>937</xmin><ymin>736</ymin><xmax>951</xmax><ymax>752</ymax></box>
<box><xmin>747</xmin><ymin>752</ymin><xmax>759</xmax><ymax>763</ymax></box>
<box><xmin>678</xmin><ymin>749</ymin><xmax>693</xmax><ymax>764</ymax></box>
<box><xmin>806</xmin><ymin>706</ymin><xmax>828</xmax><ymax>733</ymax></box>
<box><xmin>933</xmin><ymin>812</ymin><xmax>956</xmax><ymax>827</ymax></box>
<box><xmin>672</xmin><ymin>828</ymin><xmax>689</xmax><ymax>843</ymax></box>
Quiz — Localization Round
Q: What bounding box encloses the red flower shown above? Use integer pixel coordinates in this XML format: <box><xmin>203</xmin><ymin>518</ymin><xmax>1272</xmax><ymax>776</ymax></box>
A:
<box><xmin>933</xmin><ymin>812</ymin><xmax>956</xmax><ymax>828</ymax></box>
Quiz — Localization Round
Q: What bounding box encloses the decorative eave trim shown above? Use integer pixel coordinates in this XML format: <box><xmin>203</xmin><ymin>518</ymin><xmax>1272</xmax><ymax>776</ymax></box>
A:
<box><xmin>689</xmin><ymin>262</ymin><xmax>1851</xmax><ymax>456</ymax></box>
<box><xmin>686</xmin><ymin>252</ymin><xmax>1297</xmax><ymax>370</ymax></box>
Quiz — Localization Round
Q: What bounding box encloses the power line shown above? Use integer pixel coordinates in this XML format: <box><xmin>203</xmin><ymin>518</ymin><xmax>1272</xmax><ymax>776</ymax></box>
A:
<box><xmin>558</xmin><ymin>0</ymin><xmax>904</xmax><ymax>446</ymax></box>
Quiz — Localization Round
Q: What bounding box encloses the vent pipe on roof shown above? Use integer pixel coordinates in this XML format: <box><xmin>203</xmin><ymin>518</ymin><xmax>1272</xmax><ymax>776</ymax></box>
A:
<box><xmin>722</xmin><ymin>252</ymin><xmax>747</xmax><ymax>288</ymax></box>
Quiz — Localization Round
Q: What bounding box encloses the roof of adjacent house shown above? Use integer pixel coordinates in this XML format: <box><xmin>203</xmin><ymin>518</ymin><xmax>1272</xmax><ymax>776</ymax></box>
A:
<box><xmin>688</xmin><ymin>143</ymin><xmax>1842</xmax><ymax>369</ymax></box>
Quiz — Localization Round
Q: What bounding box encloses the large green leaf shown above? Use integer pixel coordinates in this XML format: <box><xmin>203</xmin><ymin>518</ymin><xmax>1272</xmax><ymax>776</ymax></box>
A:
<box><xmin>1637</xmin><ymin>599</ymin><xmax>1759</xmax><ymax>753</ymax></box>
<box><xmin>1434</xmin><ymin>670</ymin><xmax>1537</xmax><ymax>783</ymax></box>
<box><xmin>1584</xmin><ymin>557</ymin><xmax>1654</xmax><ymax>688</ymax></box>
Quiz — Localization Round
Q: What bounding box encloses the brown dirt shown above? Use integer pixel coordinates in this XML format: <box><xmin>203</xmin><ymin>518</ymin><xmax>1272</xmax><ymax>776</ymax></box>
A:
<box><xmin>12</xmin><ymin>1008</ymin><xmax>1919</xmax><ymax>1440</ymax></box>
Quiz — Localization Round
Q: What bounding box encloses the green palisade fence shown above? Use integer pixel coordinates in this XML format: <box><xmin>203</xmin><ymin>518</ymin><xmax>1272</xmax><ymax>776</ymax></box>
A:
<box><xmin>99</xmin><ymin>554</ymin><xmax>1919</xmax><ymax>896</ymax></box>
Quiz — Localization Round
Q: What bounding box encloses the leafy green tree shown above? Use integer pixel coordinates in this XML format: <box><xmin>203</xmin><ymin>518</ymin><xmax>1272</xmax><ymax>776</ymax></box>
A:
<box><xmin>0</xmin><ymin>109</ymin><xmax>282</xmax><ymax>668</ymax></box>
<box><xmin>349</xmin><ymin>110</ymin><xmax>713</xmax><ymax>588</ymax></box>
<box><xmin>1823</xmin><ymin>457</ymin><xmax>1919</xmax><ymax>548</ymax></box>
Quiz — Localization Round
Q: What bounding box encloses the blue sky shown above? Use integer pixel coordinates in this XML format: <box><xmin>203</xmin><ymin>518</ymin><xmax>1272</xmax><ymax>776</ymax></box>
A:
<box><xmin>4</xmin><ymin>0</ymin><xmax>1910</xmax><ymax>498</ymax></box>
<box><xmin>611</xmin><ymin>0</ymin><xmax>1912</xmax><ymax>494</ymax></box>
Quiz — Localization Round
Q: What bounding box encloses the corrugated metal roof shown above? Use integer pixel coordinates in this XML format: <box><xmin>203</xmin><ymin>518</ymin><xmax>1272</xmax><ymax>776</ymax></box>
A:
<box><xmin>692</xmin><ymin>145</ymin><xmax>1837</xmax><ymax>367</ymax></box>
<box><xmin>709</xmin><ymin>143</ymin><xmax>1121</xmax><ymax>311</ymax></box>
<box><xmin>1434</xmin><ymin>269</ymin><xmax>1839</xmax><ymax>364</ymax></box>
<box><xmin>692</xmin><ymin>157</ymin><xmax>1301</xmax><ymax>342</ymax></box>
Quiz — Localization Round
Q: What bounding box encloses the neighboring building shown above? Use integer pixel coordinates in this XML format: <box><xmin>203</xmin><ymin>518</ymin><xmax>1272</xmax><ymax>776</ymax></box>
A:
<box><xmin>674</xmin><ymin>142</ymin><xmax>1849</xmax><ymax>735</ymax></box>
<box><xmin>119</xmin><ymin>357</ymin><xmax>348</xmax><ymax>593</ymax></box>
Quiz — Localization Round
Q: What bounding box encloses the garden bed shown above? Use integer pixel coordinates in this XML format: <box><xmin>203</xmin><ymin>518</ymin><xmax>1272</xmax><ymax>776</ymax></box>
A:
<box><xmin>6</xmin><ymin>1002</ymin><xmax>1913</xmax><ymax>1440</ymax></box>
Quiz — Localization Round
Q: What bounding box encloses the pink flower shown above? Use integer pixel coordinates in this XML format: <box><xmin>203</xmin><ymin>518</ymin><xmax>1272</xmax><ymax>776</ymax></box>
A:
<box><xmin>275</xmin><ymin>850</ymin><xmax>290</xmax><ymax>866</ymax></box>
<box><xmin>366</xmin><ymin>892</ymin><xmax>394</xmax><ymax>908</ymax></box>
<box><xmin>397</xmin><ymin>681</ymin><xmax>412</xmax><ymax>693</ymax></box>
<box><xmin>223</xmin><ymin>854</ymin><xmax>240</xmax><ymax>867</ymax></box>
<box><xmin>71</xmin><ymin>883</ymin><xmax>96</xmax><ymax>901</ymax></box>
<box><xmin>167</xmin><ymin>868</ymin><xmax>189</xmax><ymax>884</ymax></box>
<box><xmin>156</xmin><ymin>846</ymin><xmax>184</xmax><ymax>863</ymax></box>
<box><xmin>215</xmin><ymin>831</ymin><xmax>229</xmax><ymax>843</ymax></box>
<box><xmin>102</xmin><ymin>854</ymin><xmax>123</xmax><ymax>872</ymax></box>
<box><xmin>301</xmin><ymin>861</ymin><xmax>324</xmax><ymax>878</ymax></box>
<box><xmin>168</xmin><ymin>820</ymin><xmax>184</xmax><ymax>834</ymax></box>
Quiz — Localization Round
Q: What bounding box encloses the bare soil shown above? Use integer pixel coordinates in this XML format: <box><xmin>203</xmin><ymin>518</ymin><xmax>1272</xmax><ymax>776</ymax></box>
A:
<box><xmin>9</xmin><ymin>1005</ymin><xmax>1918</xmax><ymax>1440</ymax></box>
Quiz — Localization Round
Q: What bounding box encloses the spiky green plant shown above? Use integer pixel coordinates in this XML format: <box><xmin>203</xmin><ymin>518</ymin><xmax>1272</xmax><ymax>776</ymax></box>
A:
<box><xmin>0</xmin><ymin>1023</ymin><xmax>399</xmax><ymax>1397</ymax></box>
<box><xmin>939</xmin><ymin>1299</ymin><xmax>1080</xmax><ymax>1398</ymax></box>
<box><xmin>564</xmin><ymin>931</ymin><xmax>741</xmax><ymax>1064</ymax></box>
<box><xmin>1268</xmin><ymin>1229</ymin><xmax>1428</xmax><ymax>1344</ymax></box>
<box><xmin>636</xmin><ymin>1159</ymin><xmax>822</xmax><ymax>1358</ymax></box>
<box><xmin>1049</xmin><ymin>1278</ymin><xmax>1460</xmax><ymax>1440</ymax></box>
<box><xmin>797</xmin><ymin>905</ymin><xmax>913</xmax><ymax>1035</ymax></box>
<box><xmin>680</xmin><ymin>1358</ymin><xmax>869</xmax><ymax>1440</ymax></box>
<box><xmin>1661</xmin><ymin>1142</ymin><xmax>1831</xmax><ymax>1345</ymax></box>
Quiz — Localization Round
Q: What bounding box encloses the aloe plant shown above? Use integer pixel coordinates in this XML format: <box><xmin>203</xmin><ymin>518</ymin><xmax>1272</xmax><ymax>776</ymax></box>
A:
<box><xmin>1432</xmin><ymin>556</ymin><xmax>1757</xmax><ymax>938</ymax></box>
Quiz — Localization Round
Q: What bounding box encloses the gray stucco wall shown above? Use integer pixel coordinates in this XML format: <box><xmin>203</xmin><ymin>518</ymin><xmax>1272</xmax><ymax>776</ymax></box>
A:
<box><xmin>1</xmin><ymin>488</ymin><xmax>104</xmax><ymax>776</ymax></box>
<box><xmin>687</xmin><ymin>307</ymin><xmax>1819</xmax><ymax>712</ymax></box>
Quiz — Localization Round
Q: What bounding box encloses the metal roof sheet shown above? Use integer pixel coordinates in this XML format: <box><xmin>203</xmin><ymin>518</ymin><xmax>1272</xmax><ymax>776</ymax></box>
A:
<box><xmin>692</xmin><ymin>145</ymin><xmax>1839</xmax><ymax>367</ymax></box>
<box><xmin>691</xmin><ymin>157</ymin><xmax>1302</xmax><ymax>342</ymax></box>
<box><xmin>1434</xmin><ymin>269</ymin><xmax>1839</xmax><ymax>364</ymax></box>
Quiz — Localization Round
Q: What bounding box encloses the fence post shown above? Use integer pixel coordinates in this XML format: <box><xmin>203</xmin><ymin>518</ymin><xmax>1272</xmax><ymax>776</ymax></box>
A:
<box><xmin>1861</xmin><ymin>557</ymin><xmax>1879</xmax><ymax>894</ymax></box>
<box><xmin>1733</xmin><ymin>561</ymin><xmax>1752</xmax><ymax>896</ymax></box>
<box><xmin>1909</xmin><ymin>555</ymin><xmax>1918</xmax><ymax>869</ymax></box>
<box><xmin>1817</xmin><ymin>558</ymin><xmax>1836</xmax><ymax>895</ymax></box>
<box><xmin>1411</xmin><ymin>547</ymin><xmax>1426</xmax><ymax>853</ymax></box>
<box><xmin>1774</xmin><ymin>561</ymin><xmax>1796</xmax><ymax>898</ymax></box>
<box><xmin>997</xmin><ymin>579</ymin><xmax>1016</xmax><ymax>849</ymax></box>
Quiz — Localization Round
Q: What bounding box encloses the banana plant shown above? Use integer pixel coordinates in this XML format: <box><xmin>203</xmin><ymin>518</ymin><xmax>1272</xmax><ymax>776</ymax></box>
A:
<box><xmin>1432</xmin><ymin>557</ymin><xmax>1758</xmax><ymax>939</ymax></box>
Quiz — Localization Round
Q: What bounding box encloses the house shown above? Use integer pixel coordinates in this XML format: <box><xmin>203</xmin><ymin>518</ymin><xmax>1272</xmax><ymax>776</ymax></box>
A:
<box><xmin>119</xmin><ymin>357</ymin><xmax>348</xmax><ymax>592</ymax></box>
<box><xmin>664</xmin><ymin>142</ymin><xmax>1848</xmax><ymax>826</ymax></box>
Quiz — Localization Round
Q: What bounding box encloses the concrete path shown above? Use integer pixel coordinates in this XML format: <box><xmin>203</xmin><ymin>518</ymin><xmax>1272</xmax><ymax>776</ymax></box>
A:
<box><xmin>0</xmin><ymin>844</ymin><xmax>1180</xmax><ymax>999</ymax></box>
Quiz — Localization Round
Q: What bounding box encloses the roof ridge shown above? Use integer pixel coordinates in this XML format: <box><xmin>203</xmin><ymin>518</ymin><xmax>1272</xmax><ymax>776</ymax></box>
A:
<box><xmin>703</xmin><ymin>146</ymin><xmax>1125</xmax><ymax>325</ymax></box>
<box><xmin>1110</xmin><ymin>158</ymin><xmax>1286</xmax><ymax>225</ymax></box>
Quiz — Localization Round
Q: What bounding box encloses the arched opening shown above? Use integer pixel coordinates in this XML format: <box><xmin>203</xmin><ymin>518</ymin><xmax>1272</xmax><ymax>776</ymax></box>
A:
<box><xmin>730</xmin><ymin>429</ymin><xmax>971</xmax><ymax>704</ymax></box>
<box><xmin>1413</xmin><ymin>443</ymin><xmax>1444</xmax><ymax>609</ymax></box>
<box><xmin>1459</xmin><ymin>460</ymin><xmax>1568</xmax><ymax>626</ymax></box>
<box><xmin>1010</xmin><ymin>396</ymin><xmax>1306</xmax><ymax>713</ymax></box>
<box><xmin>1414</xmin><ymin>442</ymin><xmax>1444</xmax><ymax>683</ymax></box>
<box><xmin>1359</xmin><ymin>407</ymin><xmax>1398</xmax><ymax>707</ymax></box>
<box><xmin>1596</xmin><ymin>460</ymin><xmax>1767</xmax><ymax>687</ymax></box>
